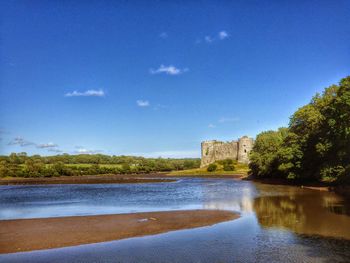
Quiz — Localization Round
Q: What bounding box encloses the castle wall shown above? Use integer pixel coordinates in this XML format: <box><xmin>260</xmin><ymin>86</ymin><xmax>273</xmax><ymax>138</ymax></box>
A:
<box><xmin>200</xmin><ymin>136</ymin><xmax>254</xmax><ymax>167</ymax></box>
<box><xmin>201</xmin><ymin>141</ymin><xmax>217</xmax><ymax>167</ymax></box>
<box><xmin>237</xmin><ymin>136</ymin><xmax>254</xmax><ymax>164</ymax></box>
<box><xmin>215</xmin><ymin>141</ymin><xmax>238</xmax><ymax>162</ymax></box>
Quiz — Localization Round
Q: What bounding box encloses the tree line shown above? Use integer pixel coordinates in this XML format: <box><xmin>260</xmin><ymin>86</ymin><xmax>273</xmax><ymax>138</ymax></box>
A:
<box><xmin>249</xmin><ymin>76</ymin><xmax>350</xmax><ymax>184</ymax></box>
<box><xmin>0</xmin><ymin>153</ymin><xmax>200</xmax><ymax>178</ymax></box>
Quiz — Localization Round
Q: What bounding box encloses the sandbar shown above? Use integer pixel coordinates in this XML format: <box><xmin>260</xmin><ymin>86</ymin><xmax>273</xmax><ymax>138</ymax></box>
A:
<box><xmin>0</xmin><ymin>210</ymin><xmax>238</xmax><ymax>254</ymax></box>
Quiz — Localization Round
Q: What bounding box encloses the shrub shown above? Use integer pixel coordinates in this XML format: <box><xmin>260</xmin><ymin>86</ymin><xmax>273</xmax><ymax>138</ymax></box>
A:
<box><xmin>207</xmin><ymin>163</ymin><xmax>217</xmax><ymax>172</ymax></box>
<box><xmin>223</xmin><ymin>163</ymin><xmax>235</xmax><ymax>171</ymax></box>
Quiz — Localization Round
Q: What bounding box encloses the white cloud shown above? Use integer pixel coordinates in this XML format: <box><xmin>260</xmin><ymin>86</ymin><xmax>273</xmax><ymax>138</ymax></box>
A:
<box><xmin>199</xmin><ymin>31</ymin><xmax>229</xmax><ymax>44</ymax></box>
<box><xmin>74</xmin><ymin>147</ymin><xmax>101</xmax><ymax>155</ymax></box>
<box><xmin>218</xmin><ymin>117</ymin><xmax>240</xmax><ymax>123</ymax></box>
<box><xmin>205</xmin><ymin>36</ymin><xmax>214</xmax><ymax>43</ymax></box>
<box><xmin>37</xmin><ymin>142</ymin><xmax>58</xmax><ymax>148</ymax></box>
<box><xmin>128</xmin><ymin>150</ymin><xmax>200</xmax><ymax>158</ymax></box>
<box><xmin>65</xmin><ymin>89</ymin><xmax>105</xmax><ymax>97</ymax></box>
<box><xmin>208</xmin><ymin>124</ymin><xmax>216</xmax><ymax>128</ymax></box>
<box><xmin>159</xmin><ymin>32</ymin><xmax>168</xmax><ymax>39</ymax></box>
<box><xmin>219</xmin><ymin>31</ymin><xmax>229</xmax><ymax>40</ymax></box>
<box><xmin>137</xmin><ymin>100</ymin><xmax>150</xmax><ymax>107</ymax></box>
<box><xmin>150</xmin><ymin>65</ymin><xmax>188</xmax><ymax>75</ymax></box>
<box><xmin>8</xmin><ymin>137</ymin><xmax>35</xmax><ymax>147</ymax></box>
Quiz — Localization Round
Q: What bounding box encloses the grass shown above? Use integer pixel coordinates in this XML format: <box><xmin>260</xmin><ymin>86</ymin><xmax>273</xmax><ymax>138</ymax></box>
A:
<box><xmin>64</xmin><ymin>164</ymin><xmax>123</xmax><ymax>168</ymax></box>
<box><xmin>169</xmin><ymin>163</ymin><xmax>249</xmax><ymax>177</ymax></box>
<box><xmin>10</xmin><ymin>163</ymin><xmax>249</xmax><ymax>178</ymax></box>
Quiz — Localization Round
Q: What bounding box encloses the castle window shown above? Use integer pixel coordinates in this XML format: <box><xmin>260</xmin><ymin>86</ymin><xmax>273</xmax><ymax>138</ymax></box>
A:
<box><xmin>244</xmin><ymin>149</ymin><xmax>247</xmax><ymax>153</ymax></box>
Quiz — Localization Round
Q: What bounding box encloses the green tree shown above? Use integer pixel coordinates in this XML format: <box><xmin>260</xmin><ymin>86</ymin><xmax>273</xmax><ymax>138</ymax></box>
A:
<box><xmin>0</xmin><ymin>161</ymin><xmax>9</xmax><ymax>178</ymax></box>
<box><xmin>52</xmin><ymin>162</ymin><xmax>66</xmax><ymax>175</ymax></box>
<box><xmin>23</xmin><ymin>159</ymin><xmax>44</xmax><ymax>177</ymax></box>
<box><xmin>9</xmin><ymin>153</ymin><xmax>21</xmax><ymax>164</ymax></box>
<box><xmin>121</xmin><ymin>163</ymin><xmax>131</xmax><ymax>173</ymax></box>
<box><xmin>250</xmin><ymin>76</ymin><xmax>350</xmax><ymax>184</ymax></box>
<box><xmin>249</xmin><ymin>128</ymin><xmax>288</xmax><ymax>178</ymax></box>
<box><xmin>220</xmin><ymin>159</ymin><xmax>235</xmax><ymax>171</ymax></box>
<box><xmin>183</xmin><ymin>160</ymin><xmax>196</xmax><ymax>169</ymax></box>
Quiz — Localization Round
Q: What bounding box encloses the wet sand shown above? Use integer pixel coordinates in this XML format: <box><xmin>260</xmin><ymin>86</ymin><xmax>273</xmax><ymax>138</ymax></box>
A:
<box><xmin>0</xmin><ymin>210</ymin><xmax>238</xmax><ymax>254</ymax></box>
<box><xmin>0</xmin><ymin>175</ymin><xmax>175</xmax><ymax>185</ymax></box>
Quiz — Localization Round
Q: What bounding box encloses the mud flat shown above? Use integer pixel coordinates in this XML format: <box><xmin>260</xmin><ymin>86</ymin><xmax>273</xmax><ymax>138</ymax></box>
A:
<box><xmin>0</xmin><ymin>210</ymin><xmax>238</xmax><ymax>254</ymax></box>
<box><xmin>0</xmin><ymin>175</ymin><xmax>176</xmax><ymax>185</ymax></box>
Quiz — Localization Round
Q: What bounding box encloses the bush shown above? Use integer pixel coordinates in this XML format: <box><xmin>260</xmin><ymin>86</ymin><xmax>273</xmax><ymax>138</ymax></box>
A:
<box><xmin>223</xmin><ymin>163</ymin><xmax>235</xmax><ymax>171</ymax></box>
<box><xmin>207</xmin><ymin>163</ymin><xmax>217</xmax><ymax>172</ymax></box>
<box><xmin>0</xmin><ymin>161</ymin><xmax>9</xmax><ymax>178</ymax></box>
<box><xmin>0</xmin><ymin>153</ymin><xmax>202</xmax><ymax>178</ymax></box>
<box><xmin>121</xmin><ymin>163</ymin><xmax>131</xmax><ymax>174</ymax></box>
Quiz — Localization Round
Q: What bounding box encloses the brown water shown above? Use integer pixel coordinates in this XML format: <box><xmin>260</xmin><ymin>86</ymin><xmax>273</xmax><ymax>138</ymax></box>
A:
<box><xmin>253</xmin><ymin>183</ymin><xmax>350</xmax><ymax>240</ymax></box>
<box><xmin>0</xmin><ymin>178</ymin><xmax>350</xmax><ymax>262</ymax></box>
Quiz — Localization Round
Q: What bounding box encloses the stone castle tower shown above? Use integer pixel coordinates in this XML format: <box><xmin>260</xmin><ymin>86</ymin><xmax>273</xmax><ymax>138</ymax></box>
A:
<box><xmin>200</xmin><ymin>136</ymin><xmax>254</xmax><ymax>167</ymax></box>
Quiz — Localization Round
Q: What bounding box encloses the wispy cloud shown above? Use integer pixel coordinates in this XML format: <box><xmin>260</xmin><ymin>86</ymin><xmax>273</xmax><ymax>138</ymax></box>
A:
<box><xmin>137</xmin><ymin>100</ymin><xmax>150</xmax><ymax>107</ymax></box>
<box><xmin>8</xmin><ymin>136</ymin><xmax>62</xmax><ymax>153</ymax></box>
<box><xmin>205</xmin><ymin>36</ymin><xmax>214</xmax><ymax>43</ymax></box>
<box><xmin>198</xmin><ymin>30</ymin><xmax>229</xmax><ymax>44</ymax></box>
<box><xmin>37</xmin><ymin>142</ymin><xmax>58</xmax><ymax>148</ymax></box>
<box><xmin>218</xmin><ymin>117</ymin><xmax>240</xmax><ymax>123</ymax></box>
<box><xmin>150</xmin><ymin>65</ymin><xmax>188</xmax><ymax>75</ymax></box>
<box><xmin>8</xmin><ymin>137</ymin><xmax>35</xmax><ymax>147</ymax></box>
<box><xmin>159</xmin><ymin>32</ymin><xmax>168</xmax><ymax>39</ymax></box>
<box><xmin>208</xmin><ymin>124</ymin><xmax>216</xmax><ymax>128</ymax></box>
<box><xmin>128</xmin><ymin>150</ymin><xmax>199</xmax><ymax>158</ymax></box>
<box><xmin>74</xmin><ymin>146</ymin><xmax>101</xmax><ymax>155</ymax></box>
<box><xmin>65</xmin><ymin>89</ymin><xmax>105</xmax><ymax>97</ymax></box>
<box><xmin>218</xmin><ymin>31</ymin><xmax>229</xmax><ymax>40</ymax></box>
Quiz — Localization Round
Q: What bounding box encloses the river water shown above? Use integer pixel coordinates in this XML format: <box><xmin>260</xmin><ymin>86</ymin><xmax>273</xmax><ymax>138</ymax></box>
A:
<box><xmin>1</xmin><ymin>178</ymin><xmax>350</xmax><ymax>262</ymax></box>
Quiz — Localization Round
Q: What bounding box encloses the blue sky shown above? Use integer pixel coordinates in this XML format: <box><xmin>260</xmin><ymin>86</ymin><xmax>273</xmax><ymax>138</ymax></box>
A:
<box><xmin>1</xmin><ymin>0</ymin><xmax>349</xmax><ymax>157</ymax></box>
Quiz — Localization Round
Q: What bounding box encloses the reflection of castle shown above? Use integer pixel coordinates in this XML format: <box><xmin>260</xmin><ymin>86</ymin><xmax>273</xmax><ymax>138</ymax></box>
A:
<box><xmin>202</xmin><ymin>186</ymin><xmax>254</xmax><ymax>213</ymax></box>
<box><xmin>201</xmin><ymin>136</ymin><xmax>254</xmax><ymax>167</ymax></box>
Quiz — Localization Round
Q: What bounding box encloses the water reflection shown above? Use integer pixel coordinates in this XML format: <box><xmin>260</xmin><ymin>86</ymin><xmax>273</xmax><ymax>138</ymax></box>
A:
<box><xmin>1</xmin><ymin>179</ymin><xmax>350</xmax><ymax>262</ymax></box>
<box><xmin>253</xmin><ymin>184</ymin><xmax>350</xmax><ymax>240</ymax></box>
<box><xmin>202</xmin><ymin>183</ymin><xmax>256</xmax><ymax>213</ymax></box>
<box><xmin>1</xmin><ymin>178</ymin><xmax>350</xmax><ymax>242</ymax></box>
<box><xmin>200</xmin><ymin>180</ymin><xmax>350</xmax><ymax>240</ymax></box>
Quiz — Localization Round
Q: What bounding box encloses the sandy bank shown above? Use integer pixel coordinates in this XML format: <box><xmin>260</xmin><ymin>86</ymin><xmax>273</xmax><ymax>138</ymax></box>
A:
<box><xmin>0</xmin><ymin>175</ymin><xmax>175</xmax><ymax>185</ymax></box>
<box><xmin>0</xmin><ymin>210</ymin><xmax>238</xmax><ymax>254</ymax></box>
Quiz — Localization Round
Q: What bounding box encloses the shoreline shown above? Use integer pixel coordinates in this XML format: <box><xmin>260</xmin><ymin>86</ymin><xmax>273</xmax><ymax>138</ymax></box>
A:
<box><xmin>0</xmin><ymin>210</ymin><xmax>238</xmax><ymax>254</ymax></box>
<box><xmin>0</xmin><ymin>174</ymin><xmax>176</xmax><ymax>185</ymax></box>
<box><xmin>242</xmin><ymin>176</ymin><xmax>332</xmax><ymax>192</ymax></box>
<box><xmin>165</xmin><ymin>173</ymin><xmax>246</xmax><ymax>179</ymax></box>
<box><xmin>0</xmin><ymin>173</ymin><xmax>246</xmax><ymax>185</ymax></box>
<box><xmin>2</xmin><ymin>173</ymin><xmax>347</xmax><ymax>196</ymax></box>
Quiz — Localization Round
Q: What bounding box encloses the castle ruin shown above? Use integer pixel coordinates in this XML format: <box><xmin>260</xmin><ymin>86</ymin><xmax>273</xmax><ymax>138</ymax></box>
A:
<box><xmin>200</xmin><ymin>136</ymin><xmax>254</xmax><ymax>167</ymax></box>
